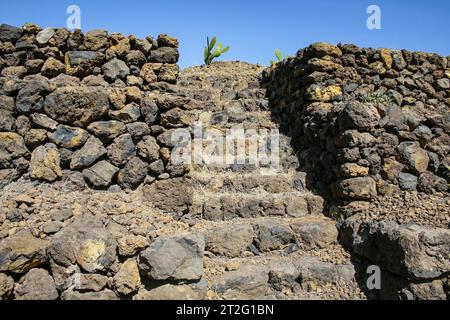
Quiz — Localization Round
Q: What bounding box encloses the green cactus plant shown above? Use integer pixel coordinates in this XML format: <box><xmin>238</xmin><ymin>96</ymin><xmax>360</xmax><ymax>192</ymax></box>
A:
<box><xmin>270</xmin><ymin>49</ymin><xmax>291</xmax><ymax>65</ymax></box>
<box><xmin>204</xmin><ymin>36</ymin><xmax>231</xmax><ymax>65</ymax></box>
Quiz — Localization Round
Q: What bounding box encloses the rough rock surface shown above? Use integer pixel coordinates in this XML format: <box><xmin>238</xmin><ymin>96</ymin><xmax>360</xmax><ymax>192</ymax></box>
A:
<box><xmin>143</xmin><ymin>178</ymin><xmax>193</xmax><ymax>215</ymax></box>
<box><xmin>48</xmin><ymin>125</ymin><xmax>89</xmax><ymax>149</ymax></box>
<box><xmin>113</xmin><ymin>259</ymin><xmax>141</xmax><ymax>295</ymax></box>
<box><xmin>0</xmin><ymin>231</ymin><xmax>48</xmax><ymax>274</ymax></box>
<box><xmin>341</xmin><ymin>219</ymin><xmax>450</xmax><ymax>280</ymax></box>
<box><xmin>44</xmin><ymin>87</ymin><xmax>109</xmax><ymax>127</ymax></box>
<box><xmin>14</xmin><ymin>268</ymin><xmax>58</xmax><ymax>300</ymax></box>
<box><xmin>211</xmin><ymin>265</ymin><xmax>270</xmax><ymax>300</ymax></box>
<box><xmin>70</xmin><ymin>136</ymin><xmax>107</xmax><ymax>170</ymax></box>
<box><xmin>29</xmin><ymin>143</ymin><xmax>62</xmax><ymax>181</ymax></box>
<box><xmin>0</xmin><ymin>273</ymin><xmax>14</xmax><ymax>299</ymax></box>
<box><xmin>205</xmin><ymin>224</ymin><xmax>254</xmax><ymax>257</ymax></box>
<box><xmin>82</xmin><ymin>161</ymin><xmax>119</xmax><ymax>188</ymax></box>
<box><xmin>138</xmin><ymin>233</ymin><xmax>205</xmax><ymax>281</ymax></box>
<box><xmin>48</xmin><ymin>215</ymin><xmax>117</xmax><ymax>273</ymax></box>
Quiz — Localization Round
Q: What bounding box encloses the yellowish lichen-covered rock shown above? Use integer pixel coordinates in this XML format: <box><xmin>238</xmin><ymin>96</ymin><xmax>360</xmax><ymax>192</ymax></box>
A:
<box><xmin>113</xmin><ymin>259</ymin><xmax>141</xmax><ymax>296</ymax></box>
<box><xmin>306</xmin><ymin>85</ymin><xmax>342</xmax><ymax>102</ymax></box>
<box><xmin>0</xmin><ymin>132</ymin><xmax>29</xmax><ymax>161</ymax></box>
<box><xmin>76</xmin><ymin>239</ymin><xmax>107</xmax><ymax>272</ymax></box>
<box><xmin>338</xmin><ymin>163</ymin><xmax>370</xmax><ymax>178</ymax></box>
<box><xmin>117</xmin><ymin>234</ymin><xmax>149</xmax><ymax>257</ymax></box>
<box><xmin>48</xmin><ymin>215</ymin><xmax>117</xmax><ymax>274</ymax></box>
<box><xmin>397</xmin><ymin>141</ymin><xmax>430</xmax><ymax>174</ymax></box>
<box><xmin>445</xmin><ymin>69</ymin><xmax>450</xmax><ymax>78</ymax></box>
<box><xmin>109</xmin><ymin>33</ymin><xmax>131</xmax><ymax>57</ymax></box>
<box><xmin>307</xmin><ymin>58</ymin><xmax>341</xmax><ymax>72</ymax></box>
<box><xmin>140</xmin><ymin>63</ymin><xmax>158</xmax><ymax>84</ymax></box>
<box><xmin>379</xmin><ymin>48</ymin><xmax>393</xmax><ymax>69</ymax></box>
<box><xmin>305</xmin><ymin>42</ymin><xmax>343</xmax><ymax>58</ymax></box>
<box><xmin>29</xmin><ymin>143</ymin><xmax>62</xmax><ymax>182</ymax></box>
<box><xmin>369</xmin><ymin>61</ymin><xmax>386</xmax><ymax>74</ymax></box>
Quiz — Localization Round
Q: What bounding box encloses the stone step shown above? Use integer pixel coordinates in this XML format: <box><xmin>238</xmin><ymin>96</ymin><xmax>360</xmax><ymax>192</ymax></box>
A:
<box><xmin>187</xmin><ymin>124</ymin><xmax>297</xmax><ymax>155</ymax></box>
<box><xmin>202</xmin><ymin>246</ymin><xmax>361</xmax><ymax>300</ymax></box>
<box><xmin>192</xmin><ymin>215</ymin><xmax>339</xmax><ymax>258</ymax></box>
<box><xmin>193</xmin><ymin>215</ymin><xmax>357</xmax><ymax>300</ymax></box>
<box><xmin>188</xmin><ymin>159</ymin><xmax>301</xmax><ymax>176</ymax></box>
<box><xmin>202</xmin><ymin>110</ymin><xmax>273</xmax><ymax>128</ymax></box>
<box><xmin>219</xmin><ymin>88</ymin><xmax>267</xmax><ymax>102</ymax></box>
<box><xmin>190</xmin><ymin>191</ymin><xmax>325</xmax><ymax>220</ymax></box>
<box><xmin>219</xmin><ymin>97</ymin><xmax>269</xmax><ymax>112</ymax></box>
<box><xmin>189</xmin><ymin>171</ymin><xmax>307</xmax><ymax>194</ymax></box>
<box><xmin>135</xmin><ymin>248</ymin><xmax>362</xmax><ymax>300</ymax></box>
<box><xmin>153</xmin><ymin>85</ymin><xmax>221</xmax><ymax>108</ymax></box>
<box><xmin>189</xmin><ymin>155</ymin><xmax>300</xmax><ymax>174</ymax></box>
<box><xmin>176</xmin><ymin>83</ymin><xmax>266</xmax><ymax>100</ymax></box>
<box><xmin>151</xmin><ymin>90</ymin><xmax>267</xmax><ymax>112</ymax></box>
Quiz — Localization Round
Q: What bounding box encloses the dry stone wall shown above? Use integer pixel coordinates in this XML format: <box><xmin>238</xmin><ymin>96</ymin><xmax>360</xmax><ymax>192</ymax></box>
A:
<box><xmin>0</xmin><ymin>23</ymin><xmax>185</xmax><ymax>190</ymax></box>
<box><xmin>263</xmin><ymin>42</ymin><xmax>450</xmax><ymax>209</ymax></box>
<box><xmin>263</xmin><ymin>43</ymin><xmax>450</xmax><ymax>299</ymax></box>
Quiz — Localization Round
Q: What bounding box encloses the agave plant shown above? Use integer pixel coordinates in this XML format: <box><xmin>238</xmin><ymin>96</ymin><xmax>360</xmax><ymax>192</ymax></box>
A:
<box><xmin>204</xmin><ymin>36</ymin><xmax>231</xmax><ymax>65</ymax></box>
<box><xmin>270</xmin><ymin>49</ymin><xmax>290</xmax><ymax>65</ymax></box>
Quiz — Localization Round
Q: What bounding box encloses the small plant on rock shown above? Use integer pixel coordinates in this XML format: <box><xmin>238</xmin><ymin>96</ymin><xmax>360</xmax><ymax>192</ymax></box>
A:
<box><xmin>204</xmin><ymin>36</ymin><xmax>230</xmax><ymax>65</ymax></box>
<box><xmin>359</xmin><ymin>92</ymin><xmax>394</xmax><ymax>107</ymax></box>
<box><xmin>270</xmin><ymin>49</ymin><xmax>290</xmax><ymax>65</ymax></box>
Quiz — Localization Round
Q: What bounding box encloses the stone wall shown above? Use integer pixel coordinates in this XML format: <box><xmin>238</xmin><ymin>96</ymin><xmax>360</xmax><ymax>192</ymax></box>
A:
<box><xmin>263</xmin><ymin>42</ymin><xmax>450</xmax><ymax>211</ymax></box>
<box><xmin>0</xmin><ymin>23</ymin><xmax>186</xmax><ymax>190</ymax></box>
<box><xmin>263</xmin><ymin>43</ymin><xmax>450</xmax><ymax>299</ymax></box>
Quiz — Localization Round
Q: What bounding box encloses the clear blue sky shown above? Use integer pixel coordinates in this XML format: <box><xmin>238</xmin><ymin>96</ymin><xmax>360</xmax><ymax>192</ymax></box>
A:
<box><xmin>1</xmin><ymin>0</ymin><xmax>449</xmax><ymax>68</ymax></box>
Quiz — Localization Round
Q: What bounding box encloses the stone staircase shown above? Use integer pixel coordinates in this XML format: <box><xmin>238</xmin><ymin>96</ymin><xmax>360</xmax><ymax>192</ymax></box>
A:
<box><xmin>161</xmin><ymin>62</ymin><xmax>365</xmax><ymax>299</ymax></box>
<box><xmin>174</xmin><ymin>62</ymin><xmax>324</xmax><ymax>220</ymax></box>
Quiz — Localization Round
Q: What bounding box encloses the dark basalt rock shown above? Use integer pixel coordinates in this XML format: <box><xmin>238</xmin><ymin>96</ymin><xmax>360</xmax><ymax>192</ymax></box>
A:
<box><xmin>0</xmin><ymin>24</ymin><xmax>23</xmax><ymax>42</ymax></box>
<box><xmin>44</xmin><ymin>86</ymin><xmax>109</xmax><ymax>127</ymax></box>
